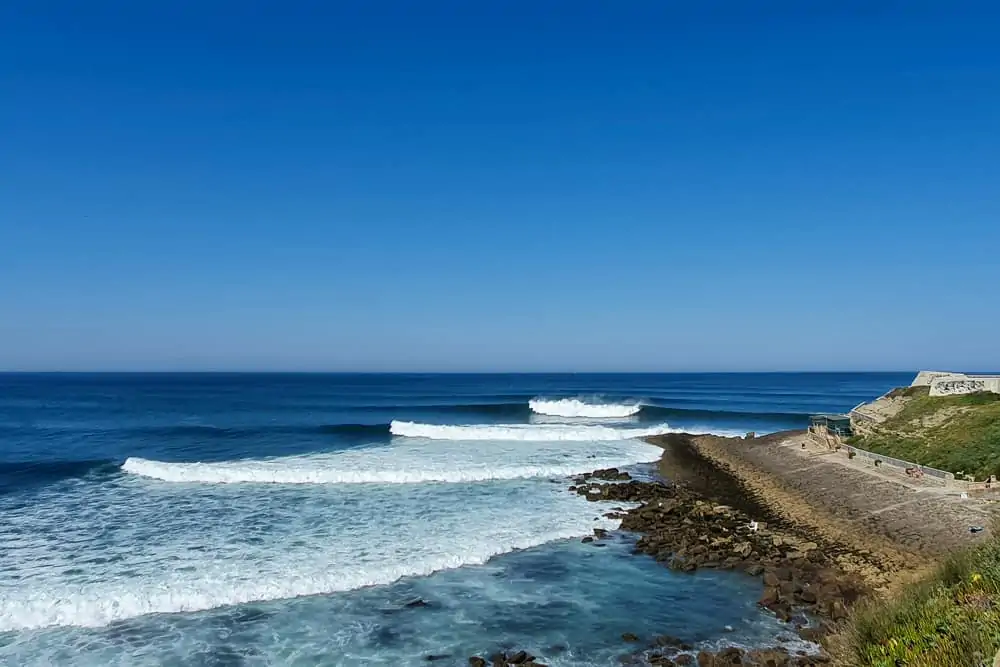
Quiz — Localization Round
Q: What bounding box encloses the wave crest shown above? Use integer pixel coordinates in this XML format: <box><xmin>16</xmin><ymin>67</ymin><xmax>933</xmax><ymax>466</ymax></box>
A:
<box><xmin>529</xmin><ymin>398</ymin><xmax>641</xmax><ymax>419</ymax></box>
<box><xmin>389</xmin><ymin>420</ymin><xmax>670</xmax><ymax>441</ymax></box>
<box><xmin>120</xmin><ymin>448</ymin><xmax>661</xmax><ymax>485</ymax></box>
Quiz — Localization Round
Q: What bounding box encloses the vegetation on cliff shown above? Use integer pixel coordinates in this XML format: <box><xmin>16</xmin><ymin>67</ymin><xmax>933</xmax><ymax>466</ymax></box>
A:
<box><xmin>850</xmin><ymin>387</ymin><xmax>1000</xmax><ymax>480</ymax></box>
<box><xmin>845</xmin><ymin>531</ymin><xmax>1000</xmax><ymax>667</ymax></box>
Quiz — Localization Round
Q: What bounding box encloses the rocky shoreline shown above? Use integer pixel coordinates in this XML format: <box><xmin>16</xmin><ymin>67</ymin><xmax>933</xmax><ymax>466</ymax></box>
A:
<box><xmin>466</xmin><ymin>433</ymin><xmax>906</xmax><ymax>667</ymax></box>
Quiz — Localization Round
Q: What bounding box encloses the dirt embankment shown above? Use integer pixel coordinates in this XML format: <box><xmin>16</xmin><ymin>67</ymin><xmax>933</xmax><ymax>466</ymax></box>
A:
<box><xmin>649</xmin><ymin>431</ymin><xmax>997</xmax><ymax>591</ymax></box>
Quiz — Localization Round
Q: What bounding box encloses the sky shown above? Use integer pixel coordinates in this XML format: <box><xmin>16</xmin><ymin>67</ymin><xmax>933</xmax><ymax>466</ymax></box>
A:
<box><xmin>1</xmin><ymin>1</ymin><xmax>998</xmax><ymax>372</ymax></box>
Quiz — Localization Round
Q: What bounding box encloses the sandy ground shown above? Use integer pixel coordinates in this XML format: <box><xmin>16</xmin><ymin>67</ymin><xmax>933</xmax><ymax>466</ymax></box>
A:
<box><xmin>649</xmin><ymin>431</ymin><xmax>999</xmax><ymax>591</ymax></box>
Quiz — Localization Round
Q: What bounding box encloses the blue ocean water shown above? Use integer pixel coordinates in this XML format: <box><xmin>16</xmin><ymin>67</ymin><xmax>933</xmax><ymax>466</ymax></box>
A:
<box><xmin>0</xmin><ymin>373</ymin><xmax>908</xmax><ymax>666</ymax></box>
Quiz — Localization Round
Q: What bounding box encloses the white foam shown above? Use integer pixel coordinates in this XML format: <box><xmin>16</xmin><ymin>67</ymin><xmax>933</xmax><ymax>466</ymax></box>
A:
<box><xmin>122</xmin><ymin>441</ymin><xmax>662</xmax><ymax>484</ymax></box>
<box><xmin>0</xmin><ymin>476</ymin><xmax>630</xmax><ymax>631</ymax></box>
<box><xmin>529</xmin><ymin>398</ymin><xmax>641</xmax><ymax>419</ymax></box>
<box><xmin>390</xmin><ymin>420</ymin><xmax>673</xmax><ymax>441</ymax></box>
<box><xmin>122</xmin><ymin>437</ymin><xmax>663</xmax><ymax>484</ymax></box>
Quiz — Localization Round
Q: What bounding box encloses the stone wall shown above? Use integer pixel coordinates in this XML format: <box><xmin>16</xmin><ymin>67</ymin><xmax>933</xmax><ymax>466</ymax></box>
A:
<box><xmin>929</xmin><ymin>375</ymin><xmax>1000</xmax><ymax>397</ymax></box>
<box><xmin>911</xmin><ymin>371</ymin><xmax>956</xmax><ymax>387</ymax></box>
<box><xmin>911</xmin><ymin>371</ymin><xmax>1000</xmax><ymax>396</ymax></box>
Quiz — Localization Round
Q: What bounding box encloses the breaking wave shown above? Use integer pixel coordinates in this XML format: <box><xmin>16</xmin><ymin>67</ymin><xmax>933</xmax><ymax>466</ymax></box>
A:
<box><xmin>529</xmin><ymin>398</ymin><xmax>641</xmax><ymax>419</ymax></box>
<box><xmin>121</xmin><ymin>435</ymin><xmax>664</xmax><ymax>485</ymax></box>
<box><xmin>389</xmin><ymin>420</ymin><xmax>673</xmax><ymax>441</ymax></box>
<box><xmin>0</xmin><ymin>476</ymin><xmax>630</xmax><ymax>630</ymax></box>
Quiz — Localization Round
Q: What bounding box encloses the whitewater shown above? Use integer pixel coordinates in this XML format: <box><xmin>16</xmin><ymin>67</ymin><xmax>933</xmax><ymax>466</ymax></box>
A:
<box><xmin>122</xmin><ymin>437</ymin><xmax>662</xmax><ymax>484</ymax></box>
<box><xmin>528</xmin><ymin>398</ymin><xmax>641</xmax><ymax>419</ymax></box>
<box><xmin>5</xmin><ymin>430</ymin><xmax>664</xmax><ymax>631</ymax></box>
<box><xmin>389</xmin><ymin>420</ymin><xmax>673</xmax><ymax>440</ymax></box>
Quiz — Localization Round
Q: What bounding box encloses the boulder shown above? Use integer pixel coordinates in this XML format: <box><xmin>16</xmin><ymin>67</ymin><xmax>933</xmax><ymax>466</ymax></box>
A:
<box><xmin>797</xmin><ymin>627</ymin><xmax>823</xmax><ymax>642</ymax></box>
<box><xmin>652</xmin><ymin>635</ymin><xmax>684</xmax><ymax>648</ymax></box>
<box><xmin>748</xmin><ymin>648</ymin><xmax>790</xmax><ymax>667</ymax></box>
<box><xmin>760</xmin><ymin>586</ymin><xmax>781</xmax><ymax>606</ymax></box>
<box><xmin>797</xmin><ymin>589</ymin><xmax>818</xmax><ymax>604</ymax></box>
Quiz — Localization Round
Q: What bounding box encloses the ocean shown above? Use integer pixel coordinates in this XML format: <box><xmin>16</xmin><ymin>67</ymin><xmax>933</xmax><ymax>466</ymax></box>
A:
<box><xmin>0</xmin><ymin>372</ymin><xmax>908</xmax><ymax>666</ymax></box>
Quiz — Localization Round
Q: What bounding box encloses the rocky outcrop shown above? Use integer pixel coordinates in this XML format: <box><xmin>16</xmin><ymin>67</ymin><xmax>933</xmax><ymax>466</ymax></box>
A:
<box><xmin>575</xmin><ymin>467</ymin><xmax>633</xmax><ymax>482</ymax></box>
<box><xmin>467</xmin><ymin>650</ymin><xmax>548</xmax><ymax>666</ymax></box>
<box><xmin>571</xmin><ymin>478</ymin><xmax>868</xmax><ymax>664</ymax></box>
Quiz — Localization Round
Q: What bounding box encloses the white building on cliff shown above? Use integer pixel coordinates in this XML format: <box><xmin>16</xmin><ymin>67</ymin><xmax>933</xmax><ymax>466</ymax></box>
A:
<box><xmin>911</xmin><ymin>371</ymin><xmax>1000</xmax><ymax>397</ymax></box>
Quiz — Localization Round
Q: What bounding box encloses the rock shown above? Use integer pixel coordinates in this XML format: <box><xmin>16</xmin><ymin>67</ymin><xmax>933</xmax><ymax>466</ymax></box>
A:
<box><xmin>652</xmin><ymin>635</ymin><xmax>684</xmax><ymax>647</ymax></box>
<box><xmin>797</xmin><ymin>589</ymin><xmax>818</xmax><ymax>604</ymax></box>
<box><xmin>594</xmin><ymin>528</ymin><xmax>609</xmax><ymax>539</ymax></box>
<box><xmin>745</xmin><ymin>563</ymin><xmax>764</xmax><ymax>577</ymax></box>
<box><xmin>760</xmin><ymin>586</ymin><xmax>781</xmax><ymax>606</ymax></box>
<box><xmin>697</xmin><ymin>651</ymin><xmax>715</xmax><ymax>666</ymax></box>
<box><xmin>675</xmin><ymin>656</ymin><xmax>694</xmax><ymax>666</ymax></box>
<box><xmin>508</xmin><ymin>651</ymin><xmax>531</xmax><ymax>664</ymax></box>
<box><xmin>774</xmin><ymin>605</ymin><xmax>793</xmax><ymax>622</ymax></box>
<box><xmin>798</xmin><ymin>627</ymin><xmax>823</xmax><ymax>642</ymax></box>
<box><xmin>405</xmin><ymin>598</ymin><xmax>430</xmax><ymax>608</ymax></box>
<box><xmin>582</xmin><ymin>536</ymin><xmax>594</xmax><ymax>543</ymax></box>
<box><xmin>469</xmin><ymin>658</ymin><xmax>487</xmax><ymax>667</ymax></box>
<box><xmin>763</xmin><ymin>571</ymin><xmax>780</xmax><ymax>587</ymax></box>
<box><xmin>425</xmin><ymin>655</ymin><xmax>450</xmax><ymax>661</ymax></box>
<box><xmin>748</xmin><ymin>648</ymin><xmax>790</xmax><ymax>667</ymax></box>
<box><xmin>622</xmin><ymin>632</ymin><xmax>640</xmax><ymax>642</ymax></box>
<box><xmin>718</xmin><ymin>647</ymin><xmax>744</xmax><ymax>664</ymax></box>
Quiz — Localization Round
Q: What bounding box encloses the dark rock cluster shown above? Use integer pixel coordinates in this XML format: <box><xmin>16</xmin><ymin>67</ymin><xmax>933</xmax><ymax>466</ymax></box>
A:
<box><xmin>569</xmin><ymin>479</ymin><xmax>869</xmax><ymax>665</ymax></box>
<box><xmin>578</xmin><ymin>467</ymin><xmax>633</xmax><ymax>482</ymax></box>
<box><xmin>467</xmin><ymin>650</ymin><xmax>547</xmax><ymax>666</ymax></box>
<box><xmin>462</xmin><ymin>471</ymin><xmax>872</xmax><ymax>667</ymax></box>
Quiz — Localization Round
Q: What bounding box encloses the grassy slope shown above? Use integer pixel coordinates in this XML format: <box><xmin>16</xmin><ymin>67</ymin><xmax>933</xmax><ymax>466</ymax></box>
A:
<box><xmin>844</xmin><ymin>532</ymin><xmax>1000</xmax><ymax>667</ymax></box>
<box><xmin>851</xmin><ymin>388</ymin><xmax>1000</xmax><ymax>481</ymax></box>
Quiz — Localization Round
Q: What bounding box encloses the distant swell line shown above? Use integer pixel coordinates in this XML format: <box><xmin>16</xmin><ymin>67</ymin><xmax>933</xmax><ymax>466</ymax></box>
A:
<box><xmin>121</xmin><ymin>423</ymin><xmax>391</xmax><ymax>438</ymax></box>
<box><xmin>0</xmin><ymin>459</ymin><xmax>119</xmax><ymax>493</ymax></box>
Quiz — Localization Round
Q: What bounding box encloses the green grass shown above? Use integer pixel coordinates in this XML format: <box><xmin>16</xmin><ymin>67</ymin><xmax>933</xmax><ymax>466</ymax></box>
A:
<box><xmin>850</xmin><ymin>390</ymin><xmax>1000</xmax><ymax>480</ymax></box>
<box><xmin>844</xmin><ymin>533</ymin><xmax>1000</xmax><ymax>667</ymax></box>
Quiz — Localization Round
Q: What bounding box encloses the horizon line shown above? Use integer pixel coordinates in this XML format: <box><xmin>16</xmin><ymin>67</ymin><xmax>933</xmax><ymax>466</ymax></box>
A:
<box><xmin>0</xmin><ymin>369</ymin><xmax>931</xmax><ymax>375</ymax></box>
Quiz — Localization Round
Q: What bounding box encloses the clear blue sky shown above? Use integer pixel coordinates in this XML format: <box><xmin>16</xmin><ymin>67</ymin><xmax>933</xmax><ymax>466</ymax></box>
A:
<box><xmin>1</xmin><ymin>1</ymin><xmax>997</xmax><ymax>372</ymax></box>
